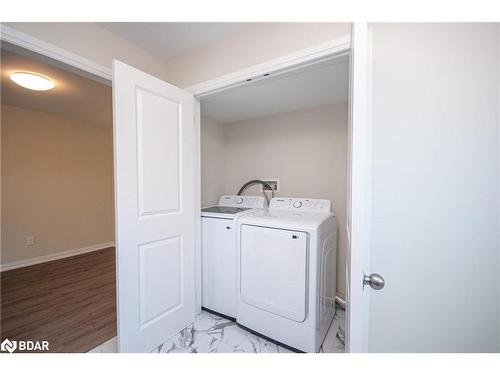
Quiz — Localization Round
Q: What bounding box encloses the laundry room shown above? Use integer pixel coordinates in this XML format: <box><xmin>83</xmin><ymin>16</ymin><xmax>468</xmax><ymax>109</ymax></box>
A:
<box><xmin>197</xmin><ymin>55</ymin><xmax>350</xmax><ymax>352</ymax></box>
<box><xmin>2</xmin><ymin>19</ymin><xmax>500</xmax><ymax>360</ymax></box>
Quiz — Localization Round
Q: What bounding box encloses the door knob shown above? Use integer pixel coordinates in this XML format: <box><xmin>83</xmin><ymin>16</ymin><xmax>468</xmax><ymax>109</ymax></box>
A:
<box><xmin>363</xmin><ymin>273</ymin><xmax>385</xmax><ymax>290</ymax></box>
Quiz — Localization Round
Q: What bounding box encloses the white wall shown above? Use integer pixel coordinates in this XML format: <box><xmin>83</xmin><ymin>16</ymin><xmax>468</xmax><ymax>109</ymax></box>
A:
<box><xmin>3</xmin><ymin>23</ymin><xmax>351</xmax><ymax>89</ymax></box>
<box><xmin>2</xmin><ymin>23</ymin><xmax>351</xmax><ymax>89</ymax></box>
<box><xmin>497</xmin><ymin>23</ymin><xmax>500</xmax><ymax>351</ymax></box>
<box><xmin>368</xmin><ymin>23</ymin><xmax>500</xmax><ymax>352</ymax></box>
<box><xmin>201</xmin><ymin>103</ymin><xmax>349</xmax><ymax>298</ymax></box>
<box><xmin>165</xmin><ymin>23</ymin><xmax>351</xmax><ymax>88</ymax></box>
<box><xmin>201</xmin><ymin>116</ymin><xmax>226</xmax><ymax>207</ymax></box>
<box><xmin>2</xmin><ymin>23</ymin><xmax>166</xmax><ymax>79</ymax></box>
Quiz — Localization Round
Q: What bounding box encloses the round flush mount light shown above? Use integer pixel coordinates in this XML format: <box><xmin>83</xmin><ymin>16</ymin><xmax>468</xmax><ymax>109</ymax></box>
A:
<box><xmin>10</xmin><ymin>72</ymin><xmax>55</xmax><ymax>91</ymax></box>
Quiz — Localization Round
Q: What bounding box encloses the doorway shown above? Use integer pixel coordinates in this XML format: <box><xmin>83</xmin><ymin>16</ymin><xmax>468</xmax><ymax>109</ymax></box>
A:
<box><xmin>188</xmin><ymin>55</ymin><xmax>351</xmax><ymax>353</ymax></box>
<box><xmin>0</xmin><ymin>42</ymin><xmax>116</xmax><ymax>352</ymax></box>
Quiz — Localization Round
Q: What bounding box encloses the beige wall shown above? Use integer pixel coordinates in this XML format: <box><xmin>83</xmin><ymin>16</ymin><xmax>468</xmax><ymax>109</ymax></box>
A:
<box><xmin>3</xmin><ymin>23</ymin><xmax>166</xmax><ymax>79</ymax></box>
<box><xmin>201</xmin><ymin>116</ymin><xmax>226</xmax><ymax>207</ymax></box>
<box><xmin>165</xmin><ymin>23</ymin><xmax>351</xmax><ymax>87</ymax></box>
<box><xmin>201</xmin><ymin>103</ymin><xmax>348</xmax><ymax>298</ymax></box>
<box><xmin>1</xmin><ymin>104</ymin><xmax>114</xmax><ymax>265</ymax></box>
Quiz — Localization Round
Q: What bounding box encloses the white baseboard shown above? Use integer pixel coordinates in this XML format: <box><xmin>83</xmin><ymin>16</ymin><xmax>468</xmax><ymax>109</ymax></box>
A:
<box><xmin>1</xmin><ymin>241</ymin><xmax>115</xmax><ymax>272</ymax></box>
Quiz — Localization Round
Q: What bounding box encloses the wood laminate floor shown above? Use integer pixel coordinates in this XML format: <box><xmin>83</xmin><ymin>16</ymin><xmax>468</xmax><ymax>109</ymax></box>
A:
<box><xmin>0</xmin><ymin>248</ymin><xmax>116</xmax><ymax>353</ymax></box>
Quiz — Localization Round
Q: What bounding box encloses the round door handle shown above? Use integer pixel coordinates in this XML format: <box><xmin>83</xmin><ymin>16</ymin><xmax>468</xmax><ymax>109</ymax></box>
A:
<box><xmin>363</xmin><ymin>273</ymin><xmax>385</xmax><ymax>290</ymax></box>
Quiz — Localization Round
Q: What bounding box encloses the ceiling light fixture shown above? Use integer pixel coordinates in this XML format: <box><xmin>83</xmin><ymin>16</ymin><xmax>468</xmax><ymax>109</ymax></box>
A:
<box><xmin>10</xmin><ymin>72</ymin><xmax>55</xmax><ymax>91</ymax></box>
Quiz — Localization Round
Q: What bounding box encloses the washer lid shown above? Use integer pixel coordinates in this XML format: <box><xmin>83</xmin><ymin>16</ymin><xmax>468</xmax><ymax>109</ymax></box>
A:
<box><xmin>202</xmin><ymin>206</ymin><xmax>251</xmax><ymax>215</ymax></box>
<box><xmin>201</xmin><ymin>206</ymin><xmax>253</xmax><ymax>219</ymax></box>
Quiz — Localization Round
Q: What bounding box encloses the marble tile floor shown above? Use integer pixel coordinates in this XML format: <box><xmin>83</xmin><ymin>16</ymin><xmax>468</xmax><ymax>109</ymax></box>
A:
<box><xmin>87</xmin><ymin>336</ymin><xmax>118</xmax><ymax>353</ymax></box>
<box><xmin>153</xmin><ymin>308</ymin><xmax>345</xmax><ymax>354</ymax></box>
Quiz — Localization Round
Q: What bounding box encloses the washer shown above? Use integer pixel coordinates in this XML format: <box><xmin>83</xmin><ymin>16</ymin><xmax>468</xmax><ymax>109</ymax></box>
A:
<box><xmin>236</xmin><ymin>197</ymin><xmax>337</xmax><ymax>352</ymax></box>
<box><xmin>201</xmin><ymin>195</ymin><xmax>267</xmax><ymax>318</ymax></box>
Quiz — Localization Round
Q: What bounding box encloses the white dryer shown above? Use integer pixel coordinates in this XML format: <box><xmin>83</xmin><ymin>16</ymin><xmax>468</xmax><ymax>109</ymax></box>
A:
<box><xmin>201</xmin><ymin>195</ymin><xmax>267</xmax><ymax>318</ymax></box>
<box><xmin>236</xmin><ymin>197</ymin><xmax>337</xmax><ymax>352</ymax></box>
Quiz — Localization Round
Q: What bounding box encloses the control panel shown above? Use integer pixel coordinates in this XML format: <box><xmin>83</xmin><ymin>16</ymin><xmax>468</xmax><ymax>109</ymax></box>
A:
<box><xmin>269</xmin><ymin>197</ymin><xmax>331</xmax><ymax>213</ymax></box>
<box><xmin>219</xmin><ymin>195</ymin><xmax>268</xmax><ymax>209</ymax></box>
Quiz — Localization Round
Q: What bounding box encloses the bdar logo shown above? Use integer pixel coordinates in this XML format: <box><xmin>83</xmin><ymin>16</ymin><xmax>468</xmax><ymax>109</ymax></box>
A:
<box><xmin>0</xmin><ymin>339</ymin><xmax>49</xmax><ymax>352</ymax></box>
<box><xmin>1</xmin><ymin>339</ymin><xmax>17</xmax><ymax>353</ymax></box>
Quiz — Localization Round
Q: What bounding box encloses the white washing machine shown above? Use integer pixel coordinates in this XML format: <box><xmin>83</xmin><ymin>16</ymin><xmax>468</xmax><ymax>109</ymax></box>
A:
<box><xmin>201</xmin><ymin>195</ymin><xmax>267</xmax><ymax>318</ymax></box>
<box><xmin>236</xmin><ymin>197</ymin><xmax>337</xmax><ymax>352</ymax></box>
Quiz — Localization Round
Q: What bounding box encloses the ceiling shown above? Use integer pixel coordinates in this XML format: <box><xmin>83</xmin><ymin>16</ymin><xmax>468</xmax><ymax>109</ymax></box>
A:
<box><xmin>201</xmin><ymin>58</ymin><xmax>349</xmax><ymax>124</ymax></box>
<box><xmin>1</xmin><ymin>47</ymin><xmax>112</xmax><ymax>126</ymax></box>
<box><xmin>98</xmin><ymin>23</ymin><xmax>248</xmax><ymax>60</ymax></box>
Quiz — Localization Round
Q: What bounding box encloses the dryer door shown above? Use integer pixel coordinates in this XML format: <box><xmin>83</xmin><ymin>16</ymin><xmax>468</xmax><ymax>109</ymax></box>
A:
<box><xmin>240</xmin><ymin>225</ymin><xmax>308</xmax><ymax>322</ymax></box>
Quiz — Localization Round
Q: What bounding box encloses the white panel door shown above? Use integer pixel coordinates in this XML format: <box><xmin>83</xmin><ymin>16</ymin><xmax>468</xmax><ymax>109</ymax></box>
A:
<box><xmin>349</xmin><ymin>24</ymin><xmax>500</xmax><ymax>353</ymax></box>
<box><xmin>365</xmin><ymin>24</ymin><xmax>499</xmax><ymax>353</ymax></box>
<box><xmin>113</xmin><ymin>60</ymin><xmax>196</xmax><ymax>353</ymax></box>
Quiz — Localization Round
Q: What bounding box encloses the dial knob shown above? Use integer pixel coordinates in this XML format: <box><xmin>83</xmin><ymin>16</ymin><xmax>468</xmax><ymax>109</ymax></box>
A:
<box><xmin>293</xmin><ymin>201</ymin><xmax>302</xmax><ymax>208</ymax></box>
<box><xmin>234</xmin><ymin>197</ymin><xmax>244</xmax><ymax>204</ymax></box>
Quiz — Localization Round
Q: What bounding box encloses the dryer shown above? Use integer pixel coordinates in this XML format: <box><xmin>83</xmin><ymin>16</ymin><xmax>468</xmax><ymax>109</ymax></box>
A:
<box><xmin>235</xmin><ymin>197</ymin><xmax>337</xmax><ymax>352</ymax></box>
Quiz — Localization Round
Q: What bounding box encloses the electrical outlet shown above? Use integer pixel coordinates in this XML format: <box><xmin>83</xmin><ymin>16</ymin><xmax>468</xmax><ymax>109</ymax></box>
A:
<box><xmin>26</xmin><ymin>236</ymin><xmax>35</xmax><ymax>246</ymax></box>
<box><xmin>260</xmin><ymin>179</ymin><xmax>279</xmax><ymax>192</ymax></box>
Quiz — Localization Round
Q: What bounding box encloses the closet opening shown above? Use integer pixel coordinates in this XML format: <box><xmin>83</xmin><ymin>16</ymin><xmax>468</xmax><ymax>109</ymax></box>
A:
<box><xmin>197</xmin><ymin>54</ymin><xmax>350</xmax><ymax>353</ymax></box>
